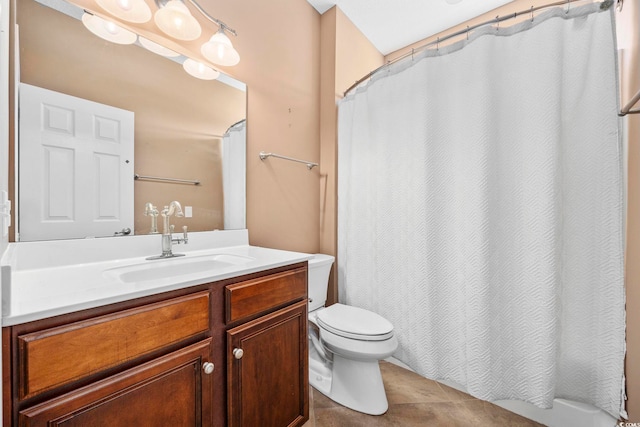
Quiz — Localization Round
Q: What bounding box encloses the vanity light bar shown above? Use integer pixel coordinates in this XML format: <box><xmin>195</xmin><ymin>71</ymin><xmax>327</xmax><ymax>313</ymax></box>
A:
<box><xmin>83</xmin><ymin>0</ymin><xmax>241</xmax><ymax>71</ymax></box>
<box><xmin>185</xmin><ymin>0</ymin><xmax>236</xmax><ymax>37</ymax></box>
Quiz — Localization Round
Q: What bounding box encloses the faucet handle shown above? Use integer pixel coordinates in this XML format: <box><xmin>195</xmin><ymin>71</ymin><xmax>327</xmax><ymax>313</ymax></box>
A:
<box><xmin>144</xmin><ymin>203</ymin><xmax>157</xmax><ymax>216</ymax></box>
<box><xmin>170</xmin><ymin>224</ymin><xmax>175</xmax><ymax>234</ymax></box>
<box><xmin>182</xmin><ymin>226</ymin><xmax>189</xmax><ymax>244</ymax></box>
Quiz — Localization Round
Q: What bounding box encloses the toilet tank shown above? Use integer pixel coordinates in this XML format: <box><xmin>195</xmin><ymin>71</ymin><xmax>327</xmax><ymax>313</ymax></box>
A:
<box><xmin>307</xmin><ymin>254</ymin><xmax>335</xmax><ymax>312</ymax></box>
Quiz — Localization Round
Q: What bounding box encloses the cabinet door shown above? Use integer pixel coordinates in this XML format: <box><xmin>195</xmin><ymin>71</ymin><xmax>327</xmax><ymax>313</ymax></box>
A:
<box><xmin>227</xmin><ymin>300</ymin><xmax>308</xmax><ymax>427</ymax></box>
<box><xmin>19</xmin><ymin>339</ymin><xmax>214</xmax><ymax>427</ymax></box>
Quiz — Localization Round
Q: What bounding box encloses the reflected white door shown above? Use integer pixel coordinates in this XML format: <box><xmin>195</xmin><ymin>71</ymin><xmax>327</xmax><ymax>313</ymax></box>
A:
<box><xmin>19</xmin><ymin>83</ymin><xmax>134</xmax><ymax>241</ymax></box>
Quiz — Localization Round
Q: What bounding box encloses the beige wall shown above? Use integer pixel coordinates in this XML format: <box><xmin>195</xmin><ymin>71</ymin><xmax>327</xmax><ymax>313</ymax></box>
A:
<box><xmin>193</xmin><ymin>0</ymin><xmax>321</xmax><ymax>253</ymax></box>
<box><xmin>319</xmin><ymin>7</ymin><xmax>383</xmax><ymax>305</ymax></box>
<box><xmin>62</xmin><ymin>0</ymin><xmax>322</xmax><ymax>252</ymax></box>
<box><xmin>319</xmin><ymin>8</ymin><xmax>338</xmax><ymax>304</ymax></box>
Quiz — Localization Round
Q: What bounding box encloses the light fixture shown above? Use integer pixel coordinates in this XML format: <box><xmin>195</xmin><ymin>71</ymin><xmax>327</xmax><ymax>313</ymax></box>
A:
<box><xmin>138</xmin><ymin>36</ymin><xmax>180</xmax><ymax>57</ymax></box>
<box><xmin>95</xmin><ymin>0</ymin><xmax>151</xmax><ymax>23</ymax></box>
<box><xmin>201</xmin><ymin>27</ymin><xmax>240</xmax><ymax>67</ymax></box>
<box><xmin>183</xmin><ymin>58</ymin><xmax>220</xmax><ymax>80</ymax></box>
<box><xmin>81</xmin><ymin>12</ymin><xmax>137</xmax><ymax>44</ymax></box>
<box><xmin>154</xmin><ymin>0</ymin><xmax>201</xmax><ymax>41</ymax></box>
<box><xmin>79</xmin><ymin>0</ymin><xmax>241</xmax><ymax>73</ymax></box>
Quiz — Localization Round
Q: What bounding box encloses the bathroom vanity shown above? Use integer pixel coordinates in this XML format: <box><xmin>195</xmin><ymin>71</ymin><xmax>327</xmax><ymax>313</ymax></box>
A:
<box><xmin>0</xmin><ymin>231</ymin><xmax>310</xmax><ymax>426</ymax></box>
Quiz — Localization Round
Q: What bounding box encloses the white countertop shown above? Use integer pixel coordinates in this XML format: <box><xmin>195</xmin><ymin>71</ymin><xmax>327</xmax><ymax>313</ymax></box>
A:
<box><xmin>1</xmin><ymin>230</ymin><xmax>313</xmax><ymax>326</ymax></box>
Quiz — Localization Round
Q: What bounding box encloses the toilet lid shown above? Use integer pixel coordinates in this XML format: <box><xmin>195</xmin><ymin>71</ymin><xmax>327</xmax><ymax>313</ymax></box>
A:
<box><xmin>316</xmin><ymin>303</ymin><xmax>394</xmax><ymax>341</ymax></box>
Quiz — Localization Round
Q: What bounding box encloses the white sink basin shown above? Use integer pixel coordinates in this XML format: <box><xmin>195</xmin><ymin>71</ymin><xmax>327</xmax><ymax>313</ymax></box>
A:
<box><xmin>104</xmin><ymin>253</ymin><xmax>254</xmax><ymax>284</ymax></box>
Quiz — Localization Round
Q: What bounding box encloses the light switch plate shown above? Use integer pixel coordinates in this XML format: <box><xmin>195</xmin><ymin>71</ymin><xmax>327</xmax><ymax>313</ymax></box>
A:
<box><xmin>185</xmin><ymin>206</ymin><xmax>193</xmax><ymax>218</ymax></box>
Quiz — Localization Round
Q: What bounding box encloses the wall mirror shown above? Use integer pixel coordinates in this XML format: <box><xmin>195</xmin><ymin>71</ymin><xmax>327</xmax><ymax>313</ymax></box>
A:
<box><xmin>14</xmin><ymin>0</ymin><xmax>247</xmax><ymax>241</ymax></box>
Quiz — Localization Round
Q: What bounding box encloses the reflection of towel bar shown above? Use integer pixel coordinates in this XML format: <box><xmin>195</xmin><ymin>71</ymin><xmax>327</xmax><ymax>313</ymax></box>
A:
<box><xmin>259</xmin><ymin>151</ymin><xmax>318</xmax><ymax>170</ymax></box>
<box><xmin>134</xmin><ymin>174</ymin><xmax>200</xmax><ymax>185</ymax></box>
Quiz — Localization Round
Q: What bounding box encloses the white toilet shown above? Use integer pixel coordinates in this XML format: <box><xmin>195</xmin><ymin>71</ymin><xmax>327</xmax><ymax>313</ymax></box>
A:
<box><xmin>307</xmin><ymin>254</ymin><xmax>398</xmax><ymax>415</ymax></box>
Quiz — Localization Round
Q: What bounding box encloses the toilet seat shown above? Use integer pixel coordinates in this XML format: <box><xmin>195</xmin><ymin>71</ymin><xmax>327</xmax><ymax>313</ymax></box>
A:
<box><xmin>320</xmin><ymin>325</ymin><xmax>398</xmax><ymax>361</ymax></box>
<box><xmin>316</xmin><ymin>303</ymin><xmax>394</xmax><ymax>341</ymax></box>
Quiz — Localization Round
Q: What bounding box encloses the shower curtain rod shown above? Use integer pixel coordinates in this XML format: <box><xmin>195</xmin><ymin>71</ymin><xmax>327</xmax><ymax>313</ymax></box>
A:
<box><xmin>224</xmin><ymin>119</ymin><xmax>246</xmax><ymax>135</ymax></box>
<box><xmin>620</xmin><ymin>89</ymin><xmax>640</xmax><ymax>116</ymax></box>
<box><xmin>344</xmin><ymin>0</ymin><xmax>614</xmax><ymax>97</ymax></box>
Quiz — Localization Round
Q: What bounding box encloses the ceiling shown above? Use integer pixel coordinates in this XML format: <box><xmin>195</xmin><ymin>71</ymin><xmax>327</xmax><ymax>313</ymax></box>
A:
<box><xmin>306</xmin><ymin>0</ymin><xmax>515</xmax><ymax>55</ymax></box>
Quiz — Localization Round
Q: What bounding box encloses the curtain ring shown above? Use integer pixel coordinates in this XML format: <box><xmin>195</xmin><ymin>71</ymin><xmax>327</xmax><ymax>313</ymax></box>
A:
<box><xmin>411</xmin><ymin>48</ymin><xmax>415</xmax><ymax>61</ymax></box>
<box><xmin>617</xmin><ymin>0</ymin><xmax>624</xmax><ymax>12</ymax></box>
<box><xmin>566</xmin><ymin>0</ymin><xmax>570</xmax><ymax>14</ymax></box>
<box><xmin>436</xmin><ymin>37</ymin><xmax>439</xmax><ymax>51</ymax></box>
<box><xmin>466</xmin><ymin>25</ymin><xmax>469</xmax><ymax>40</ymax></box>
<box><xmin>530</xmin><ymin>6</ymin><xmax>534</xmax><ymax>22</ymax></box>
<box><xmin>496</xmin><ymin>15</ymin><xmax>500</xmax><ymax>31</ymax></box>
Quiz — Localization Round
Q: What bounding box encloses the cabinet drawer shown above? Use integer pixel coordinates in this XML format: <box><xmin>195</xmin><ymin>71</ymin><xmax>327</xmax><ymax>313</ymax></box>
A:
<box><xmin>17</xmin><ymin>291</ymin><xmax>210</xmax><ymax>400</ymax></box>
<box><xmin>225</xmin><ymin>267</ymin><xmax>307</xmax><ymax>323</ymax></box>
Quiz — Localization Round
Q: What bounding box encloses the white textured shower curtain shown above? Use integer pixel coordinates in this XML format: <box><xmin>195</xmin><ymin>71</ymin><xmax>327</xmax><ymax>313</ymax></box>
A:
<box><xmin>222</xmin><ymin>120</ymin><xmax>246</xmax><ymax>230</ymax></box>
<box><xmin>337</xmin><ymin>4</ymin><xmax>625</xmax><ymax>418</ymax></box>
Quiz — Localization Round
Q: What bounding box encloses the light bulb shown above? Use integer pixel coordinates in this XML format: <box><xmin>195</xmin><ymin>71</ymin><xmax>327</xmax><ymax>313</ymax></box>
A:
<box><xmin>81</xmin><ymin>13</ymin><xmax>137</xmax><ymax>44</ymax></box>
<box><xmin>183</xmin><ymin>58</ymin><xmax>220</xmax><ymax>80</ymax></box>
<box><xmin>154</xmin><ymin>0</ymin><xmax>201</xmax><ymax>41</ymax></box>
<box><xmin>96</xmin><ymin>0</ymin><xmax>151</xmax><ymax>23</ymax></box>
<box><xmin>201</xmin><ymin>28</ymin><xmax>240</xmax><ymax>66</ymax></box>
<box><xmin>117</xmin><ymin>0</ymin><xmax>132</xmax><ymax>11</ymax></box>
<box><xmin>104</xmin><ymin>20</ymin><xmax>119</xmax><ymax>35</ymax></box>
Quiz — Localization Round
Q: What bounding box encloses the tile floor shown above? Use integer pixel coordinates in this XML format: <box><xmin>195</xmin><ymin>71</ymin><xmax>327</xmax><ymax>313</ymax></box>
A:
<box><xmin>303</xmin><ymin>361</ymin><xmax>544</xmax><ymax>427</ymax></box>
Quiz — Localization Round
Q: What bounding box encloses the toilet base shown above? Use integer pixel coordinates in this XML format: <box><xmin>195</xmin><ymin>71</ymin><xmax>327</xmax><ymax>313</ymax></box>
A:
<box><xmin>309</xmin><ymin>353</ymin><xmax>389</xmax><ymax>416</ymax></box>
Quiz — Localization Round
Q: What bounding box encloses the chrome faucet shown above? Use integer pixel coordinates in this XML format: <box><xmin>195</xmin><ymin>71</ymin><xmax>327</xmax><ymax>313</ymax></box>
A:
<box><xmin>147</xmin><ymin>201</ymin><xmax>189</xmax><ymax>260</ymax></box>
<box><xmin>144</xmin><ymin>202</ymin><xmax>159</xmax><ymax>234</ymax></box>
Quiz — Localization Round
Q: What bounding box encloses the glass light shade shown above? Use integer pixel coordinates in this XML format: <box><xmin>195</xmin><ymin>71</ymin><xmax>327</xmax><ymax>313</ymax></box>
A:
<box><xmin>183</xmin><ymin>58</ymin><xmax>219</xmax><ymax>80</ymax></box>
<box><xmin>154</xmin><ymin>0</ymin><xmax>201</xmax><ymax>41</ymax></box>
<box><xmin>81</xmin><ymin>13</ymin><xmax>137</xmax><ymax>45</ymax></box>
<box><xmin>200</xmin><ymin>29</ymin><xmax>240</xmax><ymax>66</ymax></box>
<box><xmin>96</xmin><ymin>0</ymin><xmax>151</xmax><ymax>23</ymax></box>
<box><xmin>139</xmin><ymin>36</ymin><xmax>180</xmax><ymax>57</ymax></box>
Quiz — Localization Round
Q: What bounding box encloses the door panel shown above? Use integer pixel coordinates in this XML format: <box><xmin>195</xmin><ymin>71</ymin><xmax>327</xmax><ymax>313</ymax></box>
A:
<box><xmin>19</xmin><ymin>83</ymin><xmax>134</xmax><ymax>241</ymax></box>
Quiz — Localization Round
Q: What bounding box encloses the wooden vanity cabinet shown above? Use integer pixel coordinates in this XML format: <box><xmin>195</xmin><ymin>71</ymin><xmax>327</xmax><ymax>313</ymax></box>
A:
<box><xmin>2</xmin><ymin>262</ymin><xmax>309</xmax><ymax>427</ymax></box>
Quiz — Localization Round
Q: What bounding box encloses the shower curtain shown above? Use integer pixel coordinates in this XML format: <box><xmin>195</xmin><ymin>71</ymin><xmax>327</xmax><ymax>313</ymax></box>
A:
<box><xmin>337</xmin><ymin>4</ymin><xmax>625</xmax><ymax>418</ymax></box>
<box><xmin>222</xmin><ymin>120</ymin><xmax>246</xmax><ymax>229</ymax></box>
